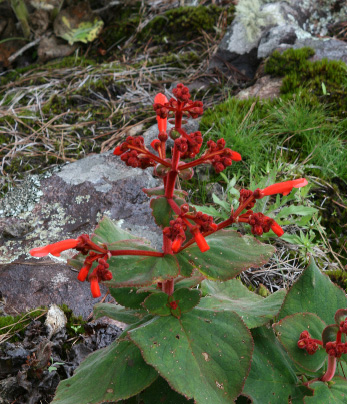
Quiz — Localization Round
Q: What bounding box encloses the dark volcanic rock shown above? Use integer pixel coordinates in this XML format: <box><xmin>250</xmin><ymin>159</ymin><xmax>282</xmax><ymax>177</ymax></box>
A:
<box><xmin>0</xmin><ymin>152</ymin><xmax>160</xmax><ymax>318</ymax></box>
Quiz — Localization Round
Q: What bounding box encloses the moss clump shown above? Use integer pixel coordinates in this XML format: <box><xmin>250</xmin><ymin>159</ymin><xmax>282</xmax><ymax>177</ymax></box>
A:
<box><xmin>59</xmin><ymin>304</ymin><xmax>86</xmax><ymax>338</ymax></box>
<box><xmin>0</xmin><ymin>308</ymin><xmax>46</xmax><ymax>342</ymax></box>
<box><xmin>137</xmin><ymin>5</ymin><xmax>235</xmax><ymax>48</ymax></box>
<box><xmin>265</xmin><ymin>47</ymin><xmax>347</xmax><ymax>116</ymax></box>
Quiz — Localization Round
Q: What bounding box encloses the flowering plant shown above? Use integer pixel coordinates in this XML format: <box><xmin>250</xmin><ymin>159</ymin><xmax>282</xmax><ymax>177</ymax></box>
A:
<box><xmin>30</xmin><ymin>84</ymin><xmax>343</xmax><ymax>403</ymax></box>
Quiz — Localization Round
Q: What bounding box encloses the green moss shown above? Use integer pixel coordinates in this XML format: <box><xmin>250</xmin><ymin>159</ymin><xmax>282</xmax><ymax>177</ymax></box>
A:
<box><xmin>59</xmin><ymin>304</ymin><xmax>86</xmax><ymax>338</ymax></box>
<box><xmin>265</xmin><ymin>47</ymin><xmax>347</xmax><ymax>116</ymax></box>
<box><xmin>0</xmin><ymin>308</ymin><xmax>46</xmax><ymax>342</ymax></box>
<box><xmin>264</xmin><ymin>47</ymin><xmax>315</xmax><ymax>76</ymax></box>
<box><xmin>137</xmin><ymin>5</ymin><xmax>235</xmax><ymax>48</ymax></box>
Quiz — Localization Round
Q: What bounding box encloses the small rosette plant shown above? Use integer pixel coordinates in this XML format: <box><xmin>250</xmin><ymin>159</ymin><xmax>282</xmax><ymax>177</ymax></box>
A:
<box><xmin>29</xmin><ymin>84</ymin><xmax>328</xmax><ymax>404</ymax></box>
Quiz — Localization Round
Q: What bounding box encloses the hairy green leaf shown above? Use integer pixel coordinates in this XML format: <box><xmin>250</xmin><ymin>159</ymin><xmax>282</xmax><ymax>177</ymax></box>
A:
<box><xmin>52</xmin><ymin>340</ymin><xmax>158</xmax><ymax>403</ymax></box>
<box><xmin>200</xmin><ymin>279</ymin><xmax>286</xmax><ymax>328</ymax></box>
<box><xmin>176</xmin><ymin>230</ymin><xmax>275</xmax><ymax>281</ymax></box>
<box><xmin>129</xmin><ymin>308</ymin><xmax>253</xmax><ymax>404</ymax></box>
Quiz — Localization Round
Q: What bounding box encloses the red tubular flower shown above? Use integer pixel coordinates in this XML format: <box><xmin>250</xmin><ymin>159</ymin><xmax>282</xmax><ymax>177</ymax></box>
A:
<box><xmin>191</xmin><ymin>229</ymin><xmax>210</xmax><ymax>253</ymax></box>
<box><xmin>254</xmin><ymin>178</ymin><xmax>308</xmax><ymax>199</ymax></box>
<box><xmin>154</xmin><ymin>93</ymin><xmax>168</xmax><ymax>132</ymax></box>
<box><xmin>77</xmin><ymin>263</ymin><xmax>92</xmax><ymax>282</ymax></box>
<box><xmin>30</xmin><ymin>239</ymin><xmax>79</xmax><ymax>257</ymax></box>
<box><xmin>89</xmin><ymin>276</ymin><xmax>101</xmax><ymax>298</ymax></box>
<box><xmin>270</xmin><ymin>221</ymin><xmax>285</xmax><ymax>237</ymax></box>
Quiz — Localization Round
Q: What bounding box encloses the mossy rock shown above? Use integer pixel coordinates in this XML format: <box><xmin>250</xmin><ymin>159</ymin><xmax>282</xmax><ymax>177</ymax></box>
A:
<box><xmin>265</xmin><ymin>47</ymin><xmax>347</xmax><ymax>117</ymax></box>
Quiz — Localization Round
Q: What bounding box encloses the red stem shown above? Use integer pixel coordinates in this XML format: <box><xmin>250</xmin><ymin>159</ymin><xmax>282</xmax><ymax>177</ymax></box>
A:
<box><xmin>109</xmin><ymin>250</ymin><xmax>164</xmax><ymax>257</ymax></box>
<box><xmin>86</xmin><ymin>241</ymin><xmax>108</xmax><ymax>254</ymax></box>
<box><xmin>167</xmin><ymin>198</ymin><xmax>182</xmax><ymax>215</ymax></box>
<box><xmin>165</xmin><ymin>145</ymin><xmax>181</xmax><ymax>198</ymax></box>
<box><xmin>233</xmin><ymin>195</ymin><xmax>255</xmax><ymax>218</ymax></box>
<box><xmin>321</xmin><ymin>356</ymin><xmax>337</xmax><ymax>382</ymax></box>
<box><xmin>161</xmin><ymin>234</ymin><xmax>174</xmax><ymax>295</ymax></box>
<box><xmin>178</xmin><ymin>149</ymin><xmax>227</xmax><ymax>171</ymax></box>
<box><xmin>128</xmin><ymin>145</ymin><xmax>171</xmax><ymax>167</ymax></box>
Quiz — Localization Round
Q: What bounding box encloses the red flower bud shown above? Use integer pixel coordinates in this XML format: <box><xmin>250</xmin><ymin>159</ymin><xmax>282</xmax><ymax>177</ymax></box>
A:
<box><xmin>154</xmin><ymin>93</ymin><xmax>168</xmax><ymax>132</ymax></box>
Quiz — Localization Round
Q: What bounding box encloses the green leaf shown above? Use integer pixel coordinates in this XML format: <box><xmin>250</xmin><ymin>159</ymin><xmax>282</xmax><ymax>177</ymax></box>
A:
<box><xmin>94</xmin><ymin>303</ymin><xmax>147</xmax><ymax>324</ymax></box>
<box><xmin>278</xmin><ymin>257</ymin><xmax>347</xmax><ymax>325</ymax></box>
<box><xmin>176</xmin><ymin>230</ymin><xmax>275</xmax><ymax>281</ymax></box>
<box><xmin>135</xmin><ymin>377</ymin><xmax>193</xmax><ymax>403</ymax></box>
<box><xmin>109</xmin><ymin>287</ymin><xmax>150</xmax><ymax>310</ymax></box>
<box><xmin>129</xmin><ymin>308</ymin><xmax>253</xmax><ymax>404</ymax></box>
<box><xmin>322</xmin><ymin>324</ymin><xmax>339</xmax><ymax>346</ymax></box>
<box><xmin>105</xmin><ymin>253</ymin><xmax>180</xmax><ymax>287</ymax></box>
<box><xmin>143</xmin><ymin>288</ymin><xmax>201</xmax><ymax>317</ymax></box>
<box><xmin>174</xmin><ymin>274</ymin><xmax>205</xmax><ymax>290</ymax></box>
<box><xmin>143</xmin><ymin>293</ymin><xmax>171</xmax><ymax>316</ymax></box>
<box><xmin>243</xmin><ymin>326</ymin><xmax>312</xmax><ymax>404</ymax></box>
<box><xmin>172</xmin><ymin>288</ymin><xmax>201</xmax><ymax>314</ymax></box>
<box><xmin>150</xmin><ymin>196</ymin><xmax>185</xmax><ymax>228</ymax></box>
<box><xmin>92</xmin><ymin>216</ymin><xmax>137</xmax><ymax>245</ymax></box>
<box><xmin>120</xmin><ymin>377</ymin><xmax>193</xmax><ymax>403</ymax></box>
<box><xmin>273</xmin><ymin>313</ymin><xmax>327</xmax><ymax>372</ymax></box>
<box><xmin>54</xmin><ymin>3</ymin><xmax>104</xmax><ymax>46</ymax></box>
<box><xmin>52</xmin><ymin>340</ymin><xmax>158</xmax><ymax>404</ymax></box>
<box><xmin>199</xmin><ymin>279</ymin><xmax>286</xmax><ymax>328</ymax></box>
<box><xmin>305</xmin><ymin>377</ymin><xmax>347</xmax><ymax>403</ymax></box>
<box><xmin>143</xmin><ymin>186</ymin><xmax>187</xmax><ymax>198</ymax></box>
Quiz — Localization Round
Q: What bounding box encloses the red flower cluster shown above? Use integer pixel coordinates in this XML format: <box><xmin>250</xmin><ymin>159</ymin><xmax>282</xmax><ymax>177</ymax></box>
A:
<box><xmin>114</xmin><ymin>136</ymin><xmax>156</xmax><ymax>169</ymax></box>
<box><xmin>239</xmin><ymin>189</ymin><xmax>256</xmax><ymax>210</ymax></box>
<box><xmin>297</xmin><ymin>331</ymin><xmax>321</xmax><ymax>355</ymax></box>
<box><xmin>238</xmin><ymin>211</ymin><xmax>284</xmax><ymax>237</ymax></box>
<box><xmin>163</xmin><ymin>218</ymin><xmax>187</xmax><ymax>252</ymax></box>
<box><xmin>30</xmin><ymin>235</ymin><xmax>113</xmax><ymax>299</ymax></box>
<box><xmin>180</xmin><ymin>131</ymin><xmax>203</xmax><ymax>159</ymax></box>
<box><xmin>340</xmin><ymin>319</ymin><xmax>347</xmax><ymax>333</ymax></box>
<box><xmin>325</xmin><ymin>341</ymin><xmax>347</xmax><ymax>358</ymax></box>
<box><xmin>186</xmin><ymin>211</ymin><xmax>217</xmax><ymax>233</ymax></box>
<box><xmin>201</xmin><ymin>139</ymin><xmax>242</xmax><ymax>174</ymax></box>
<box><xmin>153</xmin><ymin>83</ymin><xmax>203</xmax><ymax>121</ymax></box>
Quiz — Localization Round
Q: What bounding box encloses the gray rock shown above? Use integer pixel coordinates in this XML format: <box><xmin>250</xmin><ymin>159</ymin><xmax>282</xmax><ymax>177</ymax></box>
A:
<box><xmin>292</xmin><ymin>37</ymin><xmax>347</xmax><ymax>64</ymax></box>
<box><xmin>258</xmin><ymin>25</ymin><xmax>298</xmax><ymax>58</ymax></box>
<box><xmin>0</xmin><ymin>152</ymin><xmax>161</xmax><ymax>318</ymax></box>
<box><xmin>236</xmin><ymin>75</ymin><xmax>283</xmax><ymax>100</ymax></box>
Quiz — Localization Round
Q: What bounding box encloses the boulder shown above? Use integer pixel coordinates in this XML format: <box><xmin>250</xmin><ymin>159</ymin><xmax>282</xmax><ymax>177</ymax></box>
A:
<box><xmin>0</xmin><ymin>151</ymin><xmax>161</xmax><ymax>318</ymax></box>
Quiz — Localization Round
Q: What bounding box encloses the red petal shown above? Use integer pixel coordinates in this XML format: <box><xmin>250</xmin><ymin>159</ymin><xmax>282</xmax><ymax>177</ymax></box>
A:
<box><xmin>154</xmin><ymin>93</ymin><xmax>168</xmax><ymax>105</ymax></box>
<box><xmin>231</xmin><ymin>151</ymin><xmax>242</xmax><ymax>161</ymax></box>
<box><xmin>30</xmin><ymin>239</ymin><xmax>79</xmax><ymax>257</ymax></box>
<box><xmin>172</xmin><ymin>238</ymin><xmax>182</xmax><ymax>253</ymax></box>
<box><xmin>193</xmin><ymin>231</ymin><xmax>210</xmax><ymax>253</ymax></box>
<box><xmin>262</xmin><ymin>178</ymin><xmax>308</xmax><ymax>196</ymax></box>
<box><xmin>77</xmin><ymin>265</ymin><xmax>91</xmax><ymax>282</ymax></box>
<box><xmin>113</xmin><ymin>146</ymin><xmax>123</xmax><ymax>156</ymax></box>
<box><xmin>90</xmin><ymin>278</ymin><xmax>101</xmax><ymax>298</ymax></box>
<box><xmin>270</xmin><ymin>221</ymin><xmax>284</xmax><ymax>237</ymax></box>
